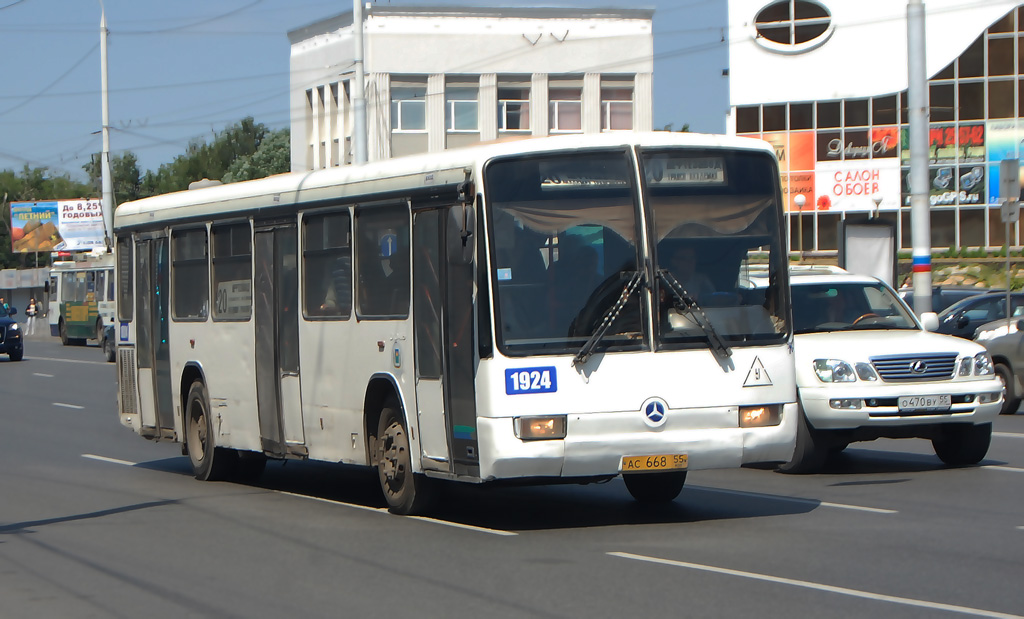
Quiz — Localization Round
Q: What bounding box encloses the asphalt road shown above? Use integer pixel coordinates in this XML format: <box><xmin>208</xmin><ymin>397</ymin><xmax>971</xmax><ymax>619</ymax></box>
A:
<box><xmin>2</xmin><ymin>334</ymin><xmax>1022</xmax><ymax>618</ymax></box>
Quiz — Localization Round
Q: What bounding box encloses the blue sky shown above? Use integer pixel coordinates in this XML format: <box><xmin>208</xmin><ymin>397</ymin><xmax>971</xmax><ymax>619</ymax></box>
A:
<box><xmin>0</xmin><ymin>0</ymin><xmax>728</xmax><ymax>181</ymax></box>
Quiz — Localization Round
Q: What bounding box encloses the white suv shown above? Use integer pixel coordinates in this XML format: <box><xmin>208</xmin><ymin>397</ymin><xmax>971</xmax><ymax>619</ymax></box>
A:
<box><xmin>778</xmin><ymin>267</ymin><xmax>1002</xmax><ymax>473</ymax></box>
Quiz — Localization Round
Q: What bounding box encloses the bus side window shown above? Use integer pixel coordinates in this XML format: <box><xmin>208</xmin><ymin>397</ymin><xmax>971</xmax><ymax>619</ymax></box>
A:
<box><xmin>355</xmin><ymin>204</ymin><xmax>410</xmax><ymax>318</ymax></box>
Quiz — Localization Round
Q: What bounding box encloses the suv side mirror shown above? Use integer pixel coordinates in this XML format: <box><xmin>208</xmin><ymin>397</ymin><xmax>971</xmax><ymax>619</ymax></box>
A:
<box><xmin>955</xmin><ymin>314</ymin><xmax>969</xmax><ymax>329</ymax></box>
<box><xmin>920</xmin><ymin>312</ymin><xmax>939</xmax><ymax>332</ymax></box>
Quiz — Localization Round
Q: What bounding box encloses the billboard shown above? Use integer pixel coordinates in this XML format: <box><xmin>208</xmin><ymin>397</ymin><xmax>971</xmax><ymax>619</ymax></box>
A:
<box><xmin>9</xmin><ymin>199</ymin><xmax>105</xmax><ymax>253</ymax></box>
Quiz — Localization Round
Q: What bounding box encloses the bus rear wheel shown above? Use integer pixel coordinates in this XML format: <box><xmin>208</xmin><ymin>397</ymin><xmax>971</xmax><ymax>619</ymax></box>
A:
<box><xmin>185</xmin><ymin>380</ymin><xmax>232</xmax><ymax>481</ymax></box>
<box><xmin>376</xmin><ymin>403</ymin><xmax>434</xmax><ymax>515</ymax></box>
<box><xmin>623</xmin><ymin>471</ymin><xmax>687</xmax><ymax>503</ymax></box>
<box><xmin>59</xmin><ymin>318</ymin><xmax>69</xmax><ymax>346</ymax></box>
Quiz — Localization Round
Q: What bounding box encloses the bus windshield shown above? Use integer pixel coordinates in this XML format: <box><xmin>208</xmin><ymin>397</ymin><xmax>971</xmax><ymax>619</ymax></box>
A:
<box><xmin>642</xmin><ymin>148</ymin><xmax>788</xmax><ymax>349</ymax></box>
<box><xmin>486</xmin><ymin>147</ymin><xmax>788</xmax><ymax>357</ymax></box>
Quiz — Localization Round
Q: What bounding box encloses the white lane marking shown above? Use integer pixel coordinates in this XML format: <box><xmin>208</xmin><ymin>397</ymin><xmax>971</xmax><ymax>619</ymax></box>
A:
<box><xmin>54</xmin><ymin>402</ymin><xmax>84</xmax><ymax>410</ymax></box>
<box><xmin>690</xmin><ymin>486</ymin><xmax>897</xmax><ymax>514</ymax></box>
<box><xmin>993</xmin><ymin>432</ymin><xmax>1024</xmax><ymax>439</ymax></box>
<box><xmin>983</xmin><ymin>465</ymin><xmax>1024</xmax><ymax>473</ymax></box>
<box><xmin>276</xmin><ymin>490</ymin><xmax>517</xmax><ymax>536</ymax></box>
<box><xmin>27</xmin><ymin>355</ymin><xmax>108</xmax><ymax>366</ymax></box>
<box><xmin>609</xmin><ymin>552</ymin><xmax>1024</xmax><ymax>619</ymax></box>
<box><xmin>33</xmin><ymin>372</ymin><xmax>54</xmax><ymax>377</ymax></box>
<box><xmin>82</xmin><ymin>454</ymin><xmax>136</xmax><ymax>466</ymax></box>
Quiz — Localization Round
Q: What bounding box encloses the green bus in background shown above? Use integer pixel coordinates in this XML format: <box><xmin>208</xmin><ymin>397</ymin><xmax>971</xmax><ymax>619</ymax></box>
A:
<box><xmin>48</xmin><ymin>253</ymin><xmax>116</xmax><ymax>345</ymax></box>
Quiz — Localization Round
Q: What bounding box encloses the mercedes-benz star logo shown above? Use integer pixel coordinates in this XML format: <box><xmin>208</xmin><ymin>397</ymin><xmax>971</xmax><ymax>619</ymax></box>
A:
<box><xmin>641</xmin><ymin>397</ymin><xmax>669</xmax><ymax>427</ymax></box>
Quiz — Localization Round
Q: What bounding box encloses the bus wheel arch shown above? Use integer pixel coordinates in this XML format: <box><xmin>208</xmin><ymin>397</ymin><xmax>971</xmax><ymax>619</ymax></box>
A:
<box><xmin>182</xmin><ymin>367</ymin><xmax>231</xmax><ymax>481</ymax></box>
<box><xmin>364</xmin><ymin>375</ymin><xmax>434</xmax><ymax>515</ymax></box>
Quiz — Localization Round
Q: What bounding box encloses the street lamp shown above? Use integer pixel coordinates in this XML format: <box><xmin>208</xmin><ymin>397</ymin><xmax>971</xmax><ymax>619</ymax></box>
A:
<box><xmin>871</xmin><ymin>193</ymin><xmax>882</xmax><ymax>219</ymax></box>
<box><xmin>794</xmin><ymin>194</ymin><xmax>806</xmax><ymax>258</ymax></box>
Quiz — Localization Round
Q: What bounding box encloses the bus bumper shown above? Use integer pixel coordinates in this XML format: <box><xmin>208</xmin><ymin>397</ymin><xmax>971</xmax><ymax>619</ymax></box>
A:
<box><xmin>475</xmin><ymin>401</ymin><xmax>798</xmax><ymax>481</ymax></box>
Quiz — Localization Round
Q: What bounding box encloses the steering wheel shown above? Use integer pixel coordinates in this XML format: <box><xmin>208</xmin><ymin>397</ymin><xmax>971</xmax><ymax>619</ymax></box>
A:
<box><xmin>852</xmin><ymin>312</ymin><xmax>880</xmax><ymax>325</ymax></box>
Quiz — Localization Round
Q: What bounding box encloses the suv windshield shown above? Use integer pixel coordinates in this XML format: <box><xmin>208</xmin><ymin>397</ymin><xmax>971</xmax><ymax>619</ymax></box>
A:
<box><xmin>792</xmin><ymin>281</ymin><xmax>918</xmax><ymax>334</ymax></box>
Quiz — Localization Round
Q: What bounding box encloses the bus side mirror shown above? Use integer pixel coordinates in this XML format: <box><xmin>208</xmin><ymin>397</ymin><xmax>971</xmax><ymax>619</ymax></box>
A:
<box><xmin>44</xmin><ymin>281</ymin><xmax>50</xmax><ymax>293</ymax></box>
<box><xmin>447</xmin><ymin>204</ymin><xmax>475</xmax><ymax>265</ymax></box>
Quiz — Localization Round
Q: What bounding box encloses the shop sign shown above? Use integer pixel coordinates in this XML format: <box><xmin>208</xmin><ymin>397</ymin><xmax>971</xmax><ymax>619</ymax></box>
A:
<box><xmin>815</xmin><ymin>160</ymin><xmax>900</xmax><ymax>211</ymax></box>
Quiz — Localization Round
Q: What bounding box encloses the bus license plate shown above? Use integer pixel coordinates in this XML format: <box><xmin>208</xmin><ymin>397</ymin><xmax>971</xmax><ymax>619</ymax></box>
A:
<box><xmin>898</xmin><ymin>394</ymin><xmax>951</xmax><ymax>412</ymax></box>
<box><xmin>620</xmin><ymin>454</ymin><xmax>688</xmax><ymax>472</ymax></box>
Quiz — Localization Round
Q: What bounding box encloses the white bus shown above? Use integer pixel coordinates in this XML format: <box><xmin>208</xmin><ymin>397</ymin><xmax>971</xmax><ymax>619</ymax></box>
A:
<box><xmin>113</xmin><ymin>133</ymin><xmax>797</xmax><ymax>514</ymax></box>
<box><xmin>47</xmin><ymin>252</ymin><xmax>116</xmax><ymax>345</ymax></box>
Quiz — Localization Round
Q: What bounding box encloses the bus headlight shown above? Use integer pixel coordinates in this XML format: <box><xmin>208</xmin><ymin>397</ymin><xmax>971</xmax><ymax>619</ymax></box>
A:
<box><xmin>514</xmin><ymin>415</ymin><xmax>567</xmax><ymax>440</ymax></box>
<box><xmin>739</xmin><ymin>404</ymin><xmax>781</xmax><ymax>427</ymax></box>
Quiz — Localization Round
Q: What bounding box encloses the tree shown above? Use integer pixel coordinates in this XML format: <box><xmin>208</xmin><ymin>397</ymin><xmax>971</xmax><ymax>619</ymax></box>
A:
<box><xmin>83</xmin><ymin>151</ymin><xmax>142</xmax><ymax>207</ymax></box>
<box><xmin>223</xmin><ymin>128</ymin><xmax>290</xmax><ymax>183</ymax></box>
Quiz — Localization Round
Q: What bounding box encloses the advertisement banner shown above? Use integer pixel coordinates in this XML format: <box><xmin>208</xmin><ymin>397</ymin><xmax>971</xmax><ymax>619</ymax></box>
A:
<box><xmin>900</xmin><ymin>123</ymin><xmax>986</xmax><ymax>165</ymax></box>
<box><xmin>815</xmin><ymin>160</ymin><xmax>901</xmax><ymax>211</ymax></box>
<box><xmin>789</xmin><ymin>131</ymin><xmax>815</xmax><ymax>171</ymax></box>
<box><xmin>901</xmin><ymin>165</ymin><xmax>986</xmax><ymax>206</ymax></box>
<box><xmin>986</xmin><ymin>120</ymin><xmax>1020</xmax><ymax>204</ymax></box>
<box><xmin>871</xmin><ymin>126</ymin><xmax>899</xmax><ymax>159</ymax></box>
<box><xmin>10</xmin><ymin>199</ymin><xmax>104</xmax><ymax>253</ymax></box>
<box><xmin>782</xmin><ymin>171</ymin><xmax>815</xmax><ymax>212</ymax></box>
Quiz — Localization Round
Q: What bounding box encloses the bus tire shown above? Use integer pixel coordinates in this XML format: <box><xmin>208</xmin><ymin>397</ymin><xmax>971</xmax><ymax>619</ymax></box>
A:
<box><xmin>777</xmin><ymin>410</ymin><xmax>827</xmax><ymax>474</ymax></box>
<box><xmin>185</xmin><ymin>380</ymin><xmax>232</xmax><ymax>481</ymax></box>
<box><xmin>623</xmin><ymin>471</ymin><xmax>687</xmax><ymax>503</ymax></box>
<box><xmin>376</xmin><ymin>402</ymin><xmax>434</xmax><ymax>515</ymax></box>
<box><xmin>59</xmin><ymin>318</ymin><xmax>69</xmax><ymax>346</ymax></box>
<box><xmin>95</xmin><ymin>319</ymin><xmax>104</xmax><ymax>343</ymax></box>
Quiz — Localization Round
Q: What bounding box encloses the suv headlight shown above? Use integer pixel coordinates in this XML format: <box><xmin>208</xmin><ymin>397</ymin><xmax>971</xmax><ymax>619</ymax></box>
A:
<box><xmin>8</xmin><ymin>322</ymin><xmax>19</xmax><ymax>332</ymax></box>
<box><xmin>814</xmin><ymin>359</ymin><xmax>857</xmax><ymax>382</ymax></box>
<box><xmin>974</xmin><ymin>352</ymin><xmax>994</xmax><ymax>376</ymax></box>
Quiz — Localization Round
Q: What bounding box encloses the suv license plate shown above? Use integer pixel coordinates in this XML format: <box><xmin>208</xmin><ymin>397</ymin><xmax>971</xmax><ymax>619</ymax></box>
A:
<box><xmin>898</xmin><ymin>394</ymin><xmax>951</xmax><ymax>412</ymax></box>
<box><xmin>620</xmin><ymin>454</ymin><xmax>688</xmax><ymax>473</ymax></box>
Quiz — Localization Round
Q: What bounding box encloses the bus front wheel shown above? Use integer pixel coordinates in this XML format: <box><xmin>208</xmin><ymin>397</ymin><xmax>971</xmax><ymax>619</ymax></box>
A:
<box><xmin>623</xmin><ymin>471</ymin><xmax>687</xmax><ymax>503</ymax></box>
<box><xmin>376</xmin><ymin>402</ymin><xmax>435</xmax><ymax>515</ymax></box>
<box><xmin>59</xmin><ymin>318</ymin><xmax>69</xmax><ymax>346</ymax></box>
<box><xmin>185</xmin><ymin>381</ymin><xmax>232</xmax><ymax>481</ymax></box>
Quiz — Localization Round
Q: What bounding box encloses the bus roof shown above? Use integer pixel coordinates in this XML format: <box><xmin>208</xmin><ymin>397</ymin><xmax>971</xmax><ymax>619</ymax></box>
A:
<box><xmin>114</xmin><ymin>132</ymin><xmax>775</xmax><ymax>232</ymax></box>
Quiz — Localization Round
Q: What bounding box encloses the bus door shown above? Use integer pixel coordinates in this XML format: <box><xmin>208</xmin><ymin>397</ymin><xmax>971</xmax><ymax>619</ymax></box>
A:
<box><xmin>135</xmin><ymin>237</ymin><xmax>175</xmax><ymax>436</ymax></box>
<box><xmin>412</xmin><ymin>206</ymin><xmax>478</xmax><ymax>476</ymax></box>
<box><xmin>253</xmin><ymin>222</ymin><xmax>305</xmax><ymax>457</ymax></box>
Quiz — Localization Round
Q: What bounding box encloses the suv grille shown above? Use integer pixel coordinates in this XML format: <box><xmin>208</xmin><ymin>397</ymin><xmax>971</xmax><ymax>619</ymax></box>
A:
<box><xmin>871</xmin><ymin>352</ymin><xmax>957</xmax><ymax>381</ymax></box>
<box><xmin>0</xmin><ymin>325</ymin><xmax>5</xmax><ymax>344</ymax></box>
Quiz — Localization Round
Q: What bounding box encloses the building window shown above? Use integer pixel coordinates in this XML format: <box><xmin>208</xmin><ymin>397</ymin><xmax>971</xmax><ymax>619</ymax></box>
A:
<box><xmin>391</xmin><ymin>84</ymin><xmax>426</xmax><ymax>132</ymax></box>
<box><xmin>816</xmin><ymin>101</ymin><xmax>840</xmax><ymax>128</ymax></box>
<box><xmin>550</xmin><ymin>88</ymin><xmax>582</xmax><ymax>132</ymax></box>
<box><xmin>736</xmin><ymin>106</ymin><xmax>760</xmax><ymax>133</ymax></box>
<box><xmin>754</xmin><ymin>0</ymin><xmax>833</xmax><ymax>51</ymax></box>
<box><xmin>600</xmin><ymin>88</ymin><xmax>633</xmax><ymax>131</ymax></box>
<box><xmin>930</xmin><ymin>83</ymin><xmax>955</xmax><ymax>123</ymax></box>
<box><xmin>958</xmin><ymin>82</ymin><xmax>984</xmax><ymax>120</ymax></box>
<box><xmin>959</xmin><ymin>35</ymin><xmax>984</xmax><ymax>79</ymax></box>
<box><xmin>763</xmin><ymin>104</ymin><xmax>786</xmax><ymax>131</ymax></box>
<box><xmin>872</xmin><ymin>95</ymin><xmax>897</xmax><ymax>126</ymax></box>
<box><xmin>989</xmin><ymin>37</ymin><xmax>1014</xmax><ymax>76</ymax></box>
<box><xmin>844</xmin><ymin>99</ymin><xmax>869</xmax><ymax>127</ymax></box>
<box><xmin>171</xmin><ymin>228</ymin><xmax>209</xmax><ymax>320</ymax></box>
<box><xmin>446</xmin><ymin>84</ymin><xmax>478</xmax><ymax>132</ymax></box>
<box><xmin>498</xmin><ymin>87</ymin><xmax>530</xmax><ymax>131</ymax></box>
<box><xmin>790</xmin><ymin>102</ymin><xmax>813</xmax><ymax>130</ymax></box>
<box><xmin>990</xmin><ymin>80</ymin><xmax>1015</xmax><ymax>118</ymax></box>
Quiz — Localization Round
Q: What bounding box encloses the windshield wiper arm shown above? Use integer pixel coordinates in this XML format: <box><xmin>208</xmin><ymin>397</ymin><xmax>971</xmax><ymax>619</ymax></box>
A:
<box><xmin>659</xmin><ymin>269</ymin><xmax>731</xmax><ymax>359</ymax></box>
<box><xmin>572</xmin><ymin>270</ymin><xmax>645</xmax><ymax>367</ymax></box>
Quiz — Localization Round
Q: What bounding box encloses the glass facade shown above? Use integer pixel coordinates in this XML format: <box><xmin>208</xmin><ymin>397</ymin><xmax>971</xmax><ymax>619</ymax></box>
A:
<box><xmin>736</xmin><ymin>6</ymin><xmax>1024</xmax><ymax>252</ymax></box>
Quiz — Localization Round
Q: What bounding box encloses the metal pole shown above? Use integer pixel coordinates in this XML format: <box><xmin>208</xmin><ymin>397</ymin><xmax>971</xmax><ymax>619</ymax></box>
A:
<box><xmin>908</xmin><ymin>0</ymin><xmax>932</xmax><ymax>314</ymax></box>
<box><xmin>352</xmin><ymin>0</ymin><xmax>368</xmax><ymax>164</ymax></box>
<box><xmin>100</xmin><ymin>4</ymin><xmax>114</xmax><ymax>250</ymax></box>
<box><xmin>1007</xmin><ymin>221</ymin><xmax>1012</xmax><ymax>320</ymax></box>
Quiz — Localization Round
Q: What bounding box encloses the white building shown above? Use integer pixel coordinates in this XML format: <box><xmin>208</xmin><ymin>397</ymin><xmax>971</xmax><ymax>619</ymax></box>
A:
<box><xmin>727</xmin><ymin>0</ymin><xmax>1024</xmax><ymax>252</ymax></box>
<box><xmin>288</xmin><ymin>6</ymin><xmax>654</xmax><ymax>172</ymax></box>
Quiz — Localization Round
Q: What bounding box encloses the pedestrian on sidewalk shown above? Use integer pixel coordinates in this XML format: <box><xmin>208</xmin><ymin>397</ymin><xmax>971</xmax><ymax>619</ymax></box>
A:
<box><xmin>25</xmin><ymin>297</ymin><xmax>38</xmax><ymax>335</ymax></box>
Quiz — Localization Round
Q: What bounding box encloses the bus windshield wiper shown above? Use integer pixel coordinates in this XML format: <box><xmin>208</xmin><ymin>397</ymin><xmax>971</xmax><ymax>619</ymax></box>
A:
<box><xmin>572</xmin><ymin>270</ymin><xmax>645</xmax><ymax>367</ymax></box>
<box><xmin>659</xmin><ymin>269</ymin><xmax>731</xmax><ymax>359</ymax></box>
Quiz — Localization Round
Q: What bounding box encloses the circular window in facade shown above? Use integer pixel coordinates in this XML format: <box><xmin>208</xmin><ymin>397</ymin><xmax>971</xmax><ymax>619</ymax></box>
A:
<box><xmin>754</xmin><ymin>0</ymin><xmax>834</xmax><ymax>54</ymax></box>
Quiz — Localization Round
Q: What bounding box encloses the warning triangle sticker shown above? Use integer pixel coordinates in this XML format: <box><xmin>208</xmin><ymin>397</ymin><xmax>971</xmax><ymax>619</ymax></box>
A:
<box><xmin>743</xmin><ymin>357</ymin><xmax>772</xmax><ymax>387</ymax></box>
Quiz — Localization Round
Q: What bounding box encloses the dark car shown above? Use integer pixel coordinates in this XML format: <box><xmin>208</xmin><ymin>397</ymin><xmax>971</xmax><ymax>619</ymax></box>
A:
<box><xmin>101</xmin><ymin>324</ymin><xmax>116</xmax><ymax>362</ymax></box>
<box><xmin>936</xmin><ymin>292</ymin><xmax>1024</xmax><ymax>339</ymax></box>
<box><xmin>974</xmin><ymin>317</ymin><xmax>1024</xmax><ymax>415</ymax></box>
<box><xmin>0</xmin><ymin>305</ymin><xmax>24</xmax><ymax>361</ymax></box>
<box><xmin>898</xmin><ymin>285</ymin><xmax>995</xmax><ymax>314</ymax></box>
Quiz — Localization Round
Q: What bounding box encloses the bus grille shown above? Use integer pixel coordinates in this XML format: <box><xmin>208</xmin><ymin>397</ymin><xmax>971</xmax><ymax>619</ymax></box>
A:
<box><xmin>870</xmin><ymin>352</ymin><xmax>957</xmax><ymax>381</ymax></box>
<box><xmin>117</xmin><ymin>347</ymin><xmax>138</xmax><ymax>416</ymax></box>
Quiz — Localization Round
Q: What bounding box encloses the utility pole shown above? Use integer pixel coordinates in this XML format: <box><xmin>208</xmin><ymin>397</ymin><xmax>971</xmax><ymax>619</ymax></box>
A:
<box><xmin>908</xmin><ymin>0</ymin><xmax>932</xmax><ymax>314</ymax></box>
<box><xmin>352</xmin><ymin>0</ymin><xmax>368</xmax><ymax>164</ymax></box>
<box><xmin>100</xmin><ymin>3</ymin><xmax>114</xmax><ymax>251</ymax></box>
